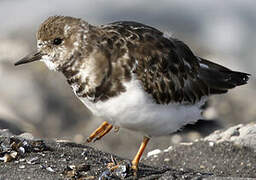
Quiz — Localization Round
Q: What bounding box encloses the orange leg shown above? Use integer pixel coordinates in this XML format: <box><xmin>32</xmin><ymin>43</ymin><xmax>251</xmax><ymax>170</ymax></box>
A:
<box><xmin>106</xmin><ymin>137</ymin><xmax>150</xmax><ymax>176</ymax></box>
<box><xmin>131</xmin><ymin>136</ymin><xmax>150</xmax><ymax>171</ymax></box>
<box><xmin>87</xmin><ymin>121</ymin><xmax>113</xmax><ymax>143</ymax></box>
<box><xmin>93</xmin><ymin>124</ymin><xmax>113</xmax><ymax>142</ymax></box>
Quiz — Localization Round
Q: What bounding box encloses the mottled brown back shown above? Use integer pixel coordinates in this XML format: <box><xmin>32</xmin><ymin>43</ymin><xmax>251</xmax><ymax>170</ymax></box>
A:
<box><xmin>98</xmin><ymin>21</ymin><xmax>249</xmax><ymax>104</ymax></box>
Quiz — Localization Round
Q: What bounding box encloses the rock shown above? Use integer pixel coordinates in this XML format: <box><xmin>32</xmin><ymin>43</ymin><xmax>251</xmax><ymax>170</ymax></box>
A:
<box><xmin>144</xmin><ymin>123</ymin><xmax>256</xmax><ymax>179</ymax></box>
<box><xmin>0</xmin><ymin>131</ymin><xmax>211</xmax><ymax>179</ymax></box>
<box><xmin>0</xmin><ymin>129</ymin><xmax>14</xmax><ymax>137</ymax></box>
<box><xmin>144</xmin><ymin>141</ymin><xmax>256</xmax><ymax>178</ymax></box>
<box><xmin>0</xmin><ymin>119</ymin><xmax>23</xmax><ymax>135</ymax></box>
<box><xmin>1</xmin><ymin>124</ymin><xmax>256</xmax><ymax>179</ymax></box>
<box><xmin>204</xmin><ymin>123</ymin><xmax>256</xmax><ymax>149</ymax></box>
<box><xmin>18</xmin><ymin>132</ymin><xmax>35</xmax><ymax>140</ymax></box>
<box><xmin>146</xmin><ymin>149</ymin><xmax>162</xmax><ymax>158</ymax></box>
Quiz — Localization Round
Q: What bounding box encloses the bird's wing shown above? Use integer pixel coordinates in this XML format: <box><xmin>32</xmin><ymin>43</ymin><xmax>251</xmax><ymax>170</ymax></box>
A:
<box><xmin>100</xmin><ymin>21</ymin><xmax>250</xmax><ymax>104</ymax></box>
<box><xmin>133</xmin><ymin>37</ymin><xmax>208</xmax><ymax>104</ymax></box>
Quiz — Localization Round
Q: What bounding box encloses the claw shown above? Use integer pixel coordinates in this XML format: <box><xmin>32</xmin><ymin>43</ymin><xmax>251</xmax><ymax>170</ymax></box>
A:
<box><xmin>107</xmin><ymin>157</ymin><xmax>129</xmax><ymax>178</ymax></box>
<box><xmin>107</xmin><ymin>155</ymin><xmax>118</xmax><ymax>170</ymax></box>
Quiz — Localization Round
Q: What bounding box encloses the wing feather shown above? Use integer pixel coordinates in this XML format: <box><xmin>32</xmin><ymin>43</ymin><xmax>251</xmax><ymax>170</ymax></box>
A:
<box><xmin>100</xmin><ymin>21</ymin><xmax>250</xmax><ymax>104</ymax></box>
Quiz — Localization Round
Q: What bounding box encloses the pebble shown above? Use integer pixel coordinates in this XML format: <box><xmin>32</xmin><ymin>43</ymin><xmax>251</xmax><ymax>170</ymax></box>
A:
<box><xmin>19</xmin><ymin>158</ymin><xmax>25</xmax><ymax>162</ymax></box>
<box><xmin>209</xmin><ymin>141</ymin><xmax>214</xmax><ymax>147</ymax></box>
<box><xmin>19</xmin><ymin>165</ymin><xmax>25</xmax><ymax>169</ymax></box>
<box><xmin>46</xmin><ymin>167</ymin><xmax>55</xmax><ymax>172</ymax></box>
<box><xmin>147</xmin><ymin>149</ymin><xmax>162</xmax><ymax>157</ymax></box>
<box><xmin>163</xmin><ymin>146</ymin><xmax>173</xmax><ymax>152</ymax></box>
<box><xmin>164</xmin><ymin>158</ymin><xmax>170</xmax><ymax>162</ymax></box>
<box><xmin>27</xmin><ymin>157</ymin><xmax>39</xmax><ymax>164</ymax></box>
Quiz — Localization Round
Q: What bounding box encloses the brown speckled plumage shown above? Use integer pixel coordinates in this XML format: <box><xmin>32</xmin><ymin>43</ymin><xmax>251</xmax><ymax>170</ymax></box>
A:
<box><xmin>15</xmin><ymin>16</ymin><xmax>251</xmax><ymax>172</ymax></box>
<box><xmin>99</xmin><ymin>21</ymin><xmax>250</xmax><ymax>104</ymax></box>
<box><xmin>38</xmin><ymin>17</ymin><xmax>248</xmax><ymax>104</ymax></box>
<box><xmin>16</xmin><ymin>16</ymin><xmax>250</xmax><ymax>105</ymax></box>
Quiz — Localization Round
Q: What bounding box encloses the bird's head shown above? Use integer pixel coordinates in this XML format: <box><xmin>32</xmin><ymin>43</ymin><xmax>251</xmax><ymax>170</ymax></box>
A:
<box><xmin>15</xmin><ymin>16</ymin><xmax>90</xmax><ymax>71</ymax></box>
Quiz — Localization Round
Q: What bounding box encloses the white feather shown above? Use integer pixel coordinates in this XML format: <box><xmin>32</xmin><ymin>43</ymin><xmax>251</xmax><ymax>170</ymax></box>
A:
<box><xmin>41</xmin><ymin>55</ymin><xmax>58</xmax><ymax>71</ymax></box>
<box><xmin>76</xmin><ymin>76</ymin><xmax>206</xmax><ymax>137</ymax></box>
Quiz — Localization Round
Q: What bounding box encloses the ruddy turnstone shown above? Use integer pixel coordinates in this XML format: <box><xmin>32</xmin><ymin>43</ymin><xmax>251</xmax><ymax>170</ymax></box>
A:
<box><xmin>15</xmin><ymin>16</ymin><xmax>250</xmax><ymax>172</ymax></box>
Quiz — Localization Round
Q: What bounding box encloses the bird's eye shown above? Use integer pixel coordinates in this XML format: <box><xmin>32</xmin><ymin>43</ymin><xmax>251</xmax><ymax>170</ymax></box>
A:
<box><xmin>53</xmin><ymin>38</ymin><xmax>63</xmax><ymax>45</ymax></box>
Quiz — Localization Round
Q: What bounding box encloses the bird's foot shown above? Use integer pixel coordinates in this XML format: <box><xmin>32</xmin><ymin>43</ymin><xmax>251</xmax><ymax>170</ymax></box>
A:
<box><xmin>100</xmin><ymin>163</ymin><xmax>130</xmax><ymax>179</ymax></box>
<box><xmin>106</xmin><ymin>155</ymin><xmax>134</xmax><ymax>178</ymax></box>
<box><xmin>131</xmin><ymin>160</ymin><xmax>139</xmax><ymax>176</ymax></box>
<box><xmin>86</xmin><ymin>121</ymin><xmax>113</xmax><ymax>143</ymax></box>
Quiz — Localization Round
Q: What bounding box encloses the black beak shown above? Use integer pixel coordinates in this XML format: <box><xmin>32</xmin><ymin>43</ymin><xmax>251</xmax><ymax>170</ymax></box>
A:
<box><xmin>14</xmin><ymin>51</ymin><xmax>43</xmax><ymax>66</ymax></box>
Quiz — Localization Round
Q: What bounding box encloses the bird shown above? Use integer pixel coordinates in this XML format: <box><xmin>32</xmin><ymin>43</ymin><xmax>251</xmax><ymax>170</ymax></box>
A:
<box><xmin>15</xmin><ymin>16</ymin><xmax>250</xmax><ymax>173</ymax></box>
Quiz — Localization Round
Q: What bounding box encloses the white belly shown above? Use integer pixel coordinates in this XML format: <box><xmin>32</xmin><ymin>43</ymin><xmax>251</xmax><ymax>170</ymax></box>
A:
<box><xmin>77</xmin><ymin>79</ymin><xmax>206</xmax><ymax>137</ymax></box>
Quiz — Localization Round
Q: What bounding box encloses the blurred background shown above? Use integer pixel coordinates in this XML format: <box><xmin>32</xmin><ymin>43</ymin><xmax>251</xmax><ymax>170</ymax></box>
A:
<box><xmin>0</xmin><ymin>0</ymin><xmax>255</xmax><ymax>158</ymax></box>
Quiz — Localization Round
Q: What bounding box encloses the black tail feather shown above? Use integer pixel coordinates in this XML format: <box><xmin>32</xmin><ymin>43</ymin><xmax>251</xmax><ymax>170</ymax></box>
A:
<box><xmin>198</xmin><ymin>57</ymin><xmax>250</xmax><ymax>94</ymax></box>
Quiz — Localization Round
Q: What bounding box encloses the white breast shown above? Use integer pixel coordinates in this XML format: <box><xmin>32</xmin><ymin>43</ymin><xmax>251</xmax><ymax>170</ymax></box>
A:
<box><xmin>76</xmin><ymin>78</ymin><xmax>206</xmax><ymax>137</ymax></box>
